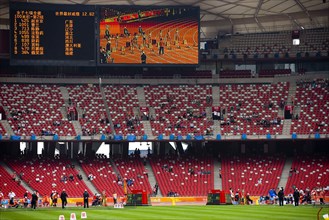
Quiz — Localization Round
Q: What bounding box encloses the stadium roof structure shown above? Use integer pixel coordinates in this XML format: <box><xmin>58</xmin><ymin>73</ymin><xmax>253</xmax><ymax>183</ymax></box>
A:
<box><xmin>1</xmin><ymin>0</ymin><xmax>328</xmax><ymax>37</ymax></box>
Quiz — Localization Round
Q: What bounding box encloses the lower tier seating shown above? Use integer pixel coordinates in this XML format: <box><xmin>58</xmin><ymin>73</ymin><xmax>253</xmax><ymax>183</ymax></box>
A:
<box><xmin>221</xmin><ymin>155</ymin><xmax>285</xmax><ymax>196</ymax></box>
<box><xmin>149</xmin><ymin>156</ymin><xmax>214</xmax><ymax>196</ymax></box>
<box><xmin>285</xmin><ymin>155</ymin><xmax>329</xmax><ymax>192</ymax></box>
<box><xmin>0</xmin><ymin>165</ymin><xmax>27</xmax><ymax>199</ymax></box>
<box><xmin>79</xmin><ymin>158</ymin><xmax>126</xmax><ymax>196</ymax></box>
<box><xmin>6</xmin><ymin>158</ymin><xmax>91</xmax><ymax>197</ymax></box>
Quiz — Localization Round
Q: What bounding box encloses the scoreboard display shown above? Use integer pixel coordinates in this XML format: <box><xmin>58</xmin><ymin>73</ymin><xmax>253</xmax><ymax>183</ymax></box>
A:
<box><xmin>9</xmin><ymin>3</ymin><xmax>199</xmax><ymax>66</ymax></box>
<box><xmin>10</xmin><ymin>3</ymin><xmax>96</xmax><ymax>66</ymax></box>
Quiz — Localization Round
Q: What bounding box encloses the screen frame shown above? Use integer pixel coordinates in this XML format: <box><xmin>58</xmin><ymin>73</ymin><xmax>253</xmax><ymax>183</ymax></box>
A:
<box><xmin>9</xmin><ymin>3</ymin><xmax>200</xmax><ymax>67</ymax></box>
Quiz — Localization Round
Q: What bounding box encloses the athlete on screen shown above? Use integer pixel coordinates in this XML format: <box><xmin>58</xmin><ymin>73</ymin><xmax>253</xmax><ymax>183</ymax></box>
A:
<box><xmin>105</xmin><ymin>25</ymin><xmax>110</xmax><ymax>40</ymax></box>
<box><xmin>141</xmin><ymin>51</ymin><xmax>147</xmax><ymax>64</ymax></box>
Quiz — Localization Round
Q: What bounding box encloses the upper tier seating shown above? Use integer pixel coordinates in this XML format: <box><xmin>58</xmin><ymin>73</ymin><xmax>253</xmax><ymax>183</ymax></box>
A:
<box><xmin>291</xmin><ymin>79</ymin><xmax>329</xmax><ymax>134</ymax></box>
<box><xmin>220</xmin><ymin>28</ymin><xmax>329</xmax><ymax>59</ymax></box>
<box><xmin>180</xmin><ymin>71</ymin><xmax>212</xmax><ymax>78</ymax></box>
<box><xmin>144</xmin><ymin>85</ymin><xmax>213</xmax><ymax>136</ymax></box>
<box><xmin>298</xmin><ymin>28</ymin><xmax>329</xmax><ymax>57</ymax></box>
<box><xmin>219</xmin><ymin>70</ymin><xmax>251</xmax><ymax>78</ymax></box>
<box><xmin>142</xmin><ymin>70</ymin><xmax>212</xmax><ymax>79</ymax></box>
<box><xmin>113</xmin><ymin>157</ymin><xmax>152</xmax><ymax>194</ymax></box>
<box><xmin>103</xmin><ymin>85</ymin><xmax>144</xmax><ymax>136</ymax></box>
<box><xmin>0</xmin><ymin>165</ymin><xmax>27</xmax><ymax>199</ymax></box>
<box><xmin>6</xmin><ymin>158</ymin><xmax>91</xmax><ymax>197</ymax></box>
<box><xmin>285</xmin><ymin>155</ymin><xmax>329</xmax><ymax>192</ymax></box>
<box><xmin>149</xmin><ymin>156</ymin><xmax>214</xmax><ymax>196</ymax></box>
<box><xmin>259</xmin><ymin>69</ymin><xmax>291</xmax><ymax>77</ymax></box>
<box><xmin>79</xmin><ymin>158</ymin><xmax>127</xmax><ymax>196</ymax></box>
<box><xmin>0</xmin><ymin>84</ymin><xmax>76</xmax><ymax>136</ymax></box>
<box><xmin>221</xmin><ymin>31</ymin><xmax>291</xmax><ymax>59</ymax></box>
<box><xmin>218</xmin><ymin>82</ymin><xmax>289</xmax><ymax>135</ymax></box>
<box><xmin>221</xmin><ymin>155</ymin><xmax>285</xmax><ymax>196</ymax></box>
<box><xmin>0</xmin><ymin>81</ymin><xmax>328</xmax><ymax>137</ymax></box>
<box><xmin>67</xmin><ymin>85</ymin><xmax>111</xmax><ymax>135</ymax></box>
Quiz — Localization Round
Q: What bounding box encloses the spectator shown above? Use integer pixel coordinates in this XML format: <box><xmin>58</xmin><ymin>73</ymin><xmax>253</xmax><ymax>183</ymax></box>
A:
<box><xmin>88</xmin><ymin>174</ymin><xmax>94</xmax><ymax>181</ymax></box>
<box><xmin>11</xmin><ymin>172</ymin><xmax>17</xmax><ymax>181</ymax></box>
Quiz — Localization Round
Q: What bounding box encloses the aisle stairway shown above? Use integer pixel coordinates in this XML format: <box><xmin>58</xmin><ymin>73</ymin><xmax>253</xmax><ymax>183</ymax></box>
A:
<box><xmin>72</xmin><ymin>121</ymin><xmax>82</xmax><ymax>136</ymax></box>
<box><xmin>277</xmin><ymin>157</ymin><xmax>293</xmax><ymax>189</ymax></box>
<box><xmin>136</xmin><ymin>86</ymin><xmax>147</xmax><ymax>106</ymax></box>
<box><xmin>72</xmin><ymin>160</ymin><xmax>100</xmax><ymax>194</ymax></box>
<box><xmin>213</xmin><ymin>159</ymin><xmax>222</xmax><ymax>190</ymax></box>
<box><xmin>212</xmin><ymin>85</ymin><xmax>220</xmax><ymax>105</ymax></box>
<box><xmin>0</xmin><ymin>120</ymin><xmax>14</xmax><ymax>135</ymax></box>
<box><xmin>212</xmin><ymin>120</ymin><xmax>221</xmax><ymax>136</ymax></box>
<box><xmin>141</xmin><ymin>121</ymin><xmax>154</xmax><ymax>139</ymax></box>
<box><xmin>282</xmin><ymin>119</ymin><xmax>292</xmax><ymax>135</ymax></box>
<box><xmin>145</xmin><ymin>159</ymin><xmax>162</xmax><ymax>197</ymax></box>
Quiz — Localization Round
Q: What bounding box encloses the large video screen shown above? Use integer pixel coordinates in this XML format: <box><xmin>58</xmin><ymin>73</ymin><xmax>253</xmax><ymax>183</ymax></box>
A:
<box><xmin>10</xmin><ymin>3</ymin><xmax>96</xmax><ymax>66</ymax></box>
<box><xmin>99</xmin><ymin>6</ymin><xmax>199</xmax><ymax>65</ymax></box>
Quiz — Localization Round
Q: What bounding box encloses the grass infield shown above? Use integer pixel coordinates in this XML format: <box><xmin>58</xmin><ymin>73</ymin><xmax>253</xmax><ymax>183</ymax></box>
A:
<box><xmin>0</xmin><ymin>205</ymin><xmax>328</xmax><ymax>220</ymax></box>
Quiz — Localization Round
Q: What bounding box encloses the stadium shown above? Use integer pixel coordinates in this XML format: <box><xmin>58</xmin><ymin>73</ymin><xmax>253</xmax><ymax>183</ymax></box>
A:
<box><xmin>0</xmin><ymin>0</ymin><xmax>328</xmax><ymax>219</ymax></box>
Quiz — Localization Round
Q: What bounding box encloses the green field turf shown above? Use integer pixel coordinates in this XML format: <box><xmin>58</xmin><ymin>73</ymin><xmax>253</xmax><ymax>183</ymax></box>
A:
<box><xmin>0</xmin><ymin>205</ymin><xmax>328</xmax><ymax>220</ymax></box>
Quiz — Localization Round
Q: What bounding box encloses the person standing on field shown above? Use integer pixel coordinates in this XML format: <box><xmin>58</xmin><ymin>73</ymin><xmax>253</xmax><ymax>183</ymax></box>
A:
<box><xmin>293</xmin><ymin>188</ymin><xmax>300</xmax><ymax>206</ymax></box>
<box><xmin>60</xmin><ymin>189</ymin><xmax>68</xmax><ymax>209</ymax></box>
<box><xmin>278</xmin><ymin>187</ymin><xmax>284</xmax><ymax>206</ymax></box>
<box><xmin>31</xmin><ymin>191</ymin><xmax>38</xmax><ymax>209</ymax></box>
<box><xmin>83</xmin><ymin>189</ymin><xmax>89</xmax><ymax>208</ymax></box>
